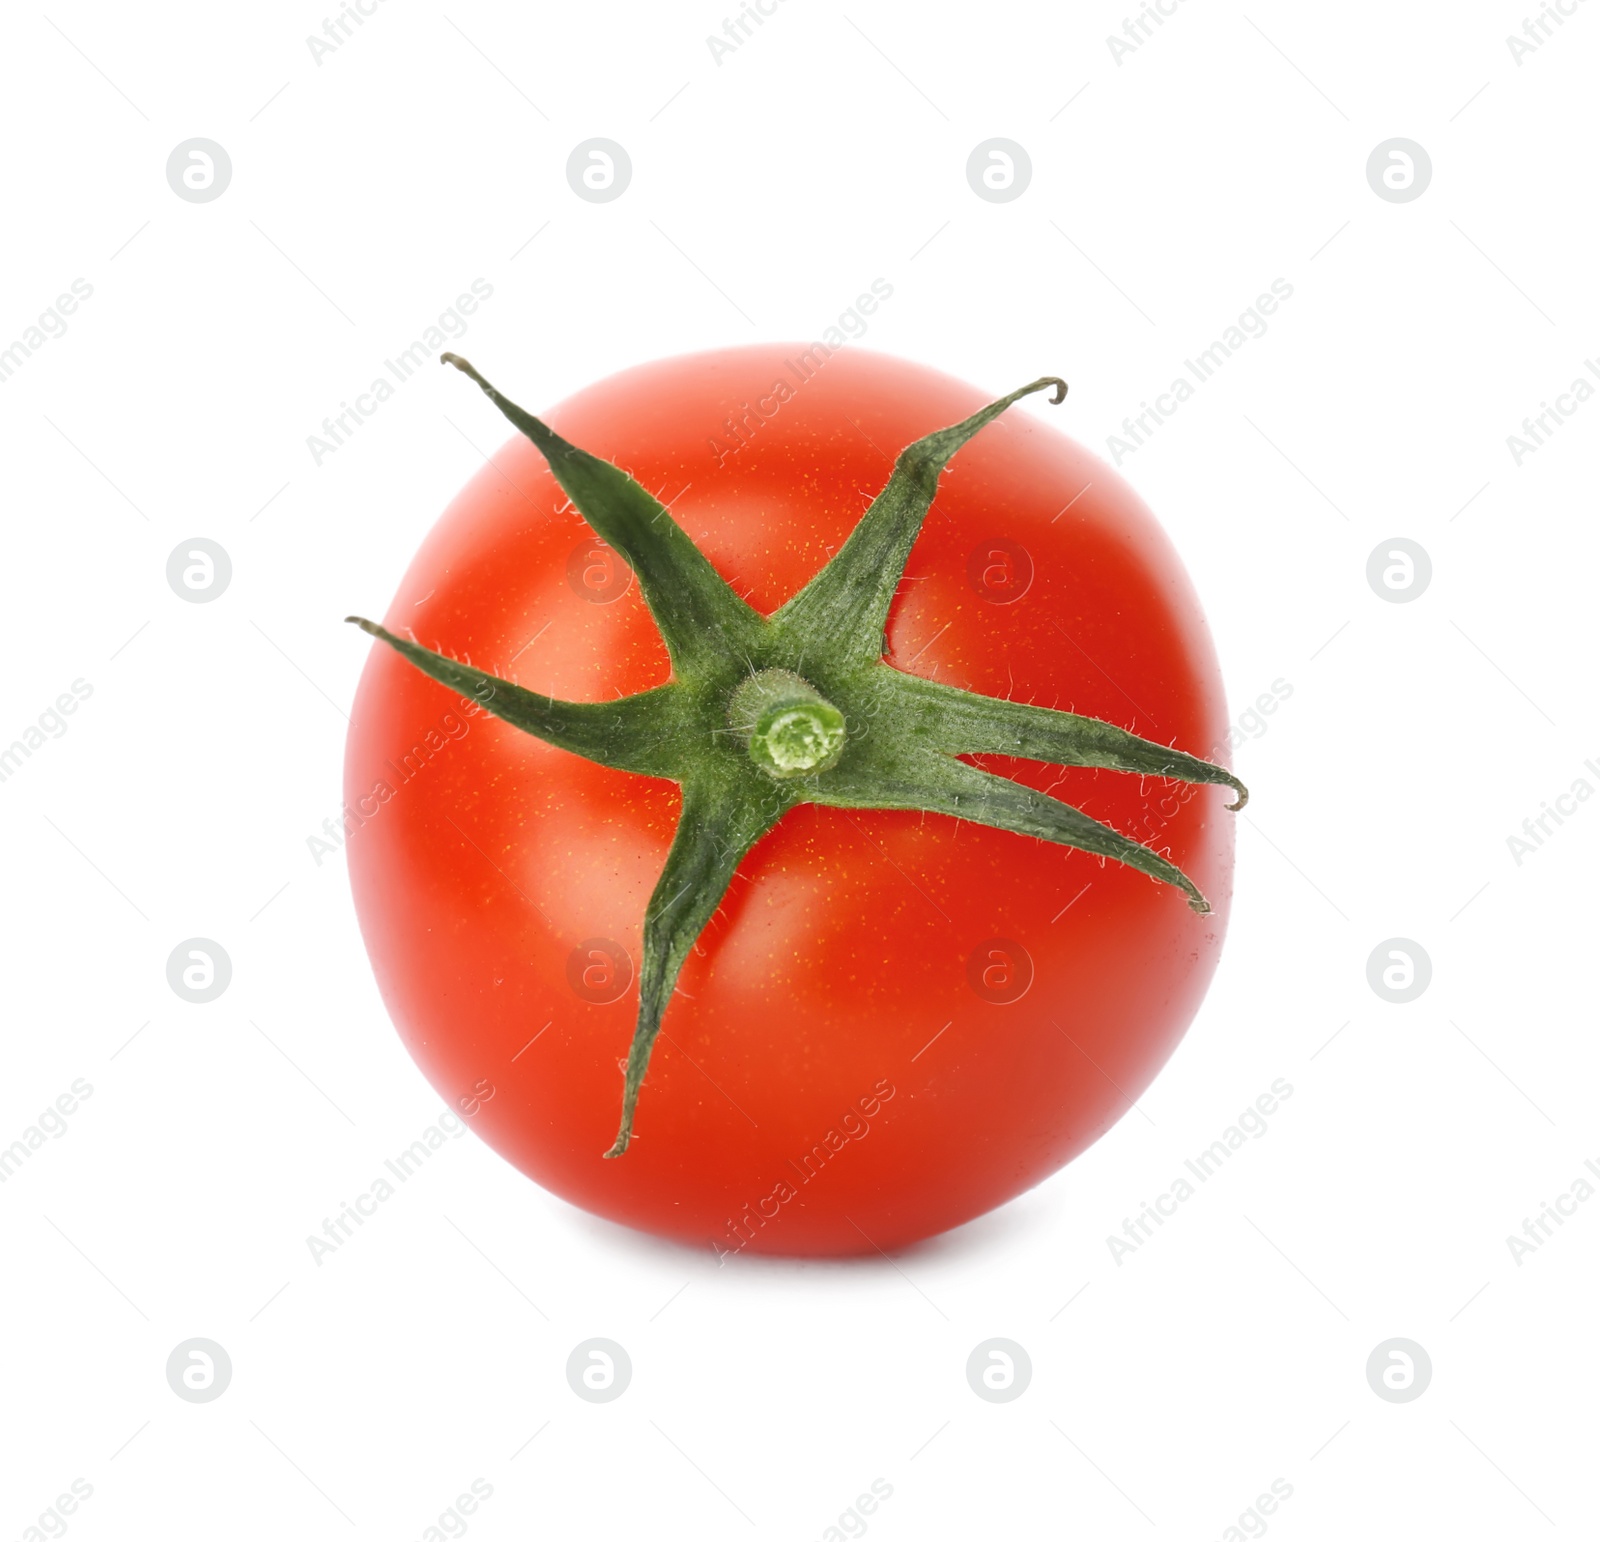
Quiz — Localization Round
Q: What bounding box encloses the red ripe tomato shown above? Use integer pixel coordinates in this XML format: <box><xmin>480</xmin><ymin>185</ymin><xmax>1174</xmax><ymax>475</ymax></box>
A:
<box><xmin>344</xmin><ymin>345</ymin><xmax>1235</xmax><ymax>1256</ymax></box>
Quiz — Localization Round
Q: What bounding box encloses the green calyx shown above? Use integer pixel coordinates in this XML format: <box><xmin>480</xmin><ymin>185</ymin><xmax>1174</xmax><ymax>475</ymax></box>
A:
<box><xmin>349</xmin><ymin>351</ymin><xmax>1249</xmax><ymax>1159</ymax></box>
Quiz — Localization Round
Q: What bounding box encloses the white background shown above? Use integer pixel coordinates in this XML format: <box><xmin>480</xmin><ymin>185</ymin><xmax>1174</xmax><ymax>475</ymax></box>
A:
<box><xmin>3</xmin><ymin>2</ymin><xmax>1597</xmax><ymax>1537</ymax></box>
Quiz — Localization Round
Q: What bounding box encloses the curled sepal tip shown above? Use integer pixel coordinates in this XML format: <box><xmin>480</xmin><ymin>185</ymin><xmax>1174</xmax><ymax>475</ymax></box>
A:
<box><xmin>771</xmin><ymin>373</ymin><xmax>1069</xmax><ymax>662</ymax></box>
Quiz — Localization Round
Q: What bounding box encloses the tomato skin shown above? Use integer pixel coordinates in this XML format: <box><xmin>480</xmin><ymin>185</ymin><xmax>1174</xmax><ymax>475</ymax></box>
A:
<box><xmin>344</xmin><ymin>345</ymin><xmax>1233</xmax><ymax>1256</ymax></box>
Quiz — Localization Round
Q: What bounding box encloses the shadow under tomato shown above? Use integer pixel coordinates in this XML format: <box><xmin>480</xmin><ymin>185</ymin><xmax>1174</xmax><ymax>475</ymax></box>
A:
<box><xmin>549</xmin><ymin>1165</ymin><xmax>1063</xmax><ymax>1275</ymax></box>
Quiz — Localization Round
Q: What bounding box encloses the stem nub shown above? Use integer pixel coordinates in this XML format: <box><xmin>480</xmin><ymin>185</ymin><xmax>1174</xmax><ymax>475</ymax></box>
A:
<box><xmin>729</xmin><ymin>669</ymin><xmax>847</xmax><ymax>779</ymax></box>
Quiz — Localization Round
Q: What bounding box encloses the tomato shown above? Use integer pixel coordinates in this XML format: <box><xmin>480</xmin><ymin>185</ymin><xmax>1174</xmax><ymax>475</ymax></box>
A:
<box><xmin>343</xmin><ymin>344</ymin><xmax>1236</xmax><ymax>1257</ymax></box>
